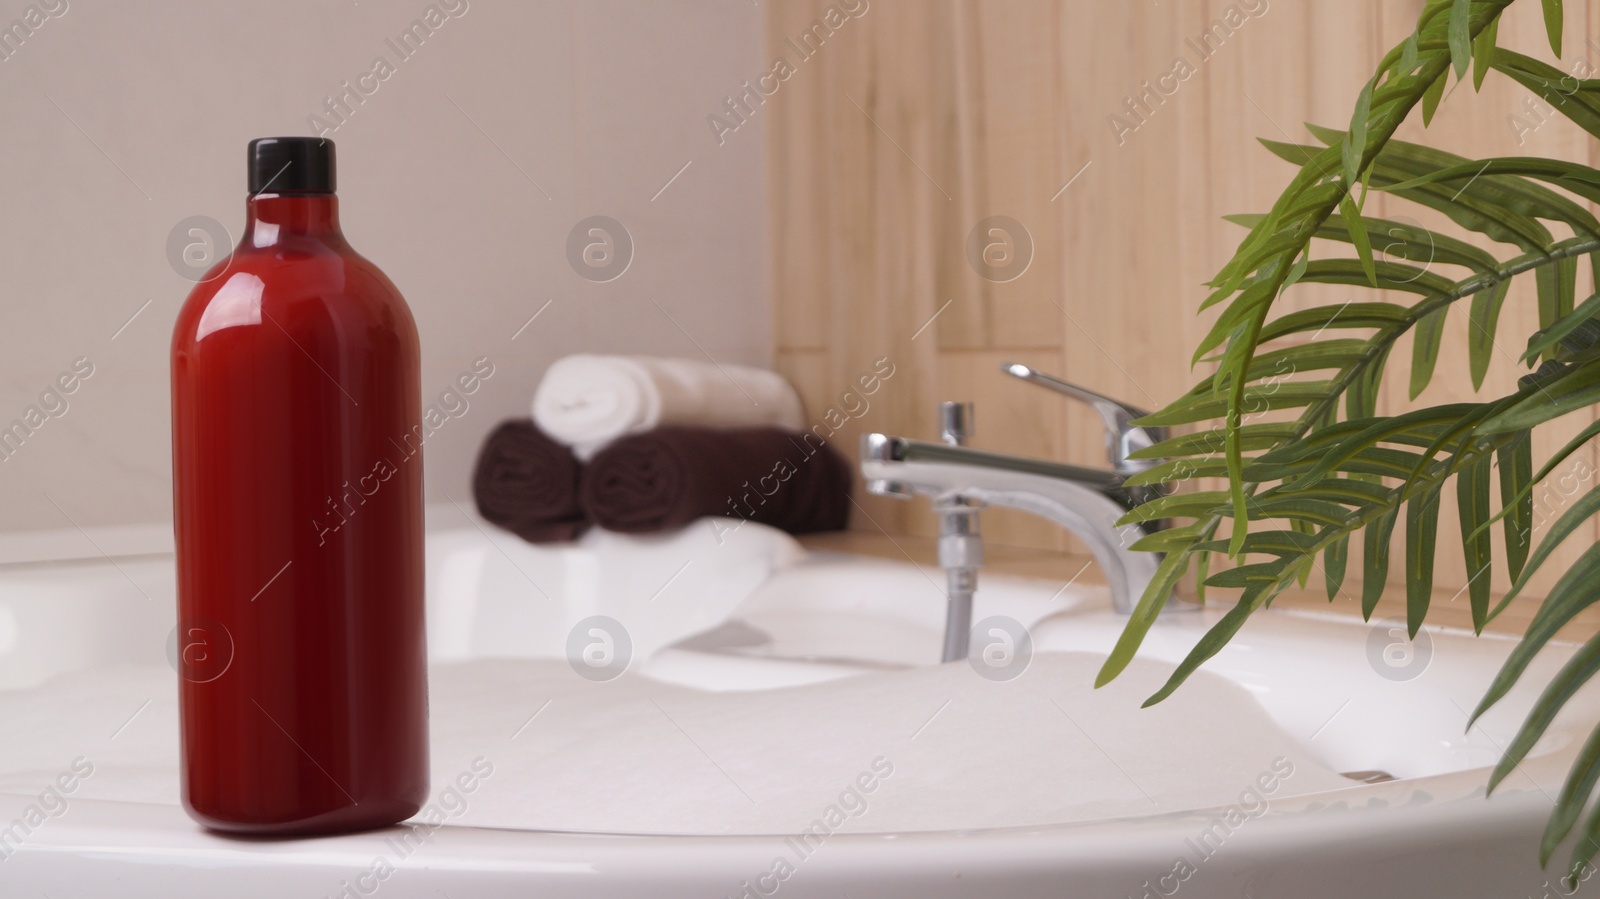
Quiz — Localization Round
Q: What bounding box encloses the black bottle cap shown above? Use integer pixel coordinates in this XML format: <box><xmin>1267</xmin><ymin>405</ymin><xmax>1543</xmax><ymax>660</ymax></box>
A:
<box><xmin>248</xmin><ymin>137</ymin><xmax>336</xmax><ymax>194</ymax></box>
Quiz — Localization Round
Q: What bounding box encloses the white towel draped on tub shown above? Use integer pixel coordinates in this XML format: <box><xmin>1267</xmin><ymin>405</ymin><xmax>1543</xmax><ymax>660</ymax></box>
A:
<box><xmin>531</xmin><ymin>354</ymin><xmax>807</xmax><ymax>459</ymax></box>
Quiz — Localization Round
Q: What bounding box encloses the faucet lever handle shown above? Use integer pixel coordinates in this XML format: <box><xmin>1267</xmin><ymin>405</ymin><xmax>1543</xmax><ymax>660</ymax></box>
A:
<box><xmin>1001</xmin><ymin>362</ymin><xmax>1165</xmax><ymax>474</ymax></box>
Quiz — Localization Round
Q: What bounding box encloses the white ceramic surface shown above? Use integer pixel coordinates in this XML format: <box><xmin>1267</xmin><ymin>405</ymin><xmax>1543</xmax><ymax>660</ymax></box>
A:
<box><xmin>0</xmin><ymin>513</ymin><xmax>1593</xmax><ymax>898</ymax></box>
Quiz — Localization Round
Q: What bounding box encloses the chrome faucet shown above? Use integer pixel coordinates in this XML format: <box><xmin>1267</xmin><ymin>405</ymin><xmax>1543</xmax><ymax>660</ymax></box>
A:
<box><xmin>861</xmin><ymin>362</ymin><xmax>1173</xmax><ymax>662</ymax></box>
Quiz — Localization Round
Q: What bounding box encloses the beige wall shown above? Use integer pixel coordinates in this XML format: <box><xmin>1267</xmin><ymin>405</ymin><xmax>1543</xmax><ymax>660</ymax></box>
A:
<box><xmin>767</xmin><ymin>0</ymin><xmax>1600</xmax><ymax>601</ymax></box>
<box><xmin>0</xmin><ymin>0</ymin><xmax>771</xmax><ymax>533</ymax></box>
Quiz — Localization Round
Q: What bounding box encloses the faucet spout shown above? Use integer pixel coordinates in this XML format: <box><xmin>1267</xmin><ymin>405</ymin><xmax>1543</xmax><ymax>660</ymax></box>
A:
<box><xmin>860</xmin><ymin>434</ymin><xmax>1162</xmax><ymax>616</ymax></box>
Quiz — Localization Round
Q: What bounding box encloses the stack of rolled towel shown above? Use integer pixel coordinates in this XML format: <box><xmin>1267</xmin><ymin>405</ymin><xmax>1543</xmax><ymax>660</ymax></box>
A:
<box><xmin>472</xmin><ymin>355</ymin><xmax>852</xmax><ymax>541</ymax></box>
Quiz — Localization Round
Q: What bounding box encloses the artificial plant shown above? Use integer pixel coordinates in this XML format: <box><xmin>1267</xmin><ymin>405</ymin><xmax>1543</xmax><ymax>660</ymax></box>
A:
<box><xmin>1103</xmin><ymin>0</ymin><xmax>1600</xmax><ymax>879</ymax></box>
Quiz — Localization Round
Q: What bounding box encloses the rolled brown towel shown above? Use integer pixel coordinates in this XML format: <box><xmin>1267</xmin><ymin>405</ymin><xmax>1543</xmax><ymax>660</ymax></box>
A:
<box><xmin>580</xmin><ymin>426</ymin><xmax>851</xmax><ymax>535</ymax></box>
<box><xmin>472</xmin><ymin>419</ymin><xmax>589</xmax><ymax>542</ymax></box>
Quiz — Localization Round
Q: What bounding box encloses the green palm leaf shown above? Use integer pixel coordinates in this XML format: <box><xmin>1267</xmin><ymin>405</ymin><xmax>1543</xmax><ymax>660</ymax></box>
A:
<box><xmin>1093</xmin><ymin>0</ymin><xmax>1600</xmax><ymax>877</ymax></box>
<box><xmin>1544</xmin><ymin>720</ymin><xmax>1600</xmax><ymax>867</ymax></box>
<box><xmin>1456</xmin><ymin>452</ymin><xmax>1495</xmax><ymax>630</ymax></box>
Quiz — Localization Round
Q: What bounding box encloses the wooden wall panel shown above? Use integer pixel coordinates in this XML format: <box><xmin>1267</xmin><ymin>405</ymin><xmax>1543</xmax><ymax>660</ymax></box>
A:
<box><xmin>767</xmin><ymin>0</ymin><xmax>1600</xmax><ymax>603</ymax></box>
<box><xmin>935</xmin><ymin>0</ymin><xmax>1065</xmax><ymax>351</ymax></box>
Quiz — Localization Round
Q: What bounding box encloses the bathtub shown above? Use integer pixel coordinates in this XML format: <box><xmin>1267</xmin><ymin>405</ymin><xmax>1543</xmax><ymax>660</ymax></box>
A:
<box><xmin>0</xmin><ymin>506</ymin><xmax>1590</xmax><ymax>898</ymax></box>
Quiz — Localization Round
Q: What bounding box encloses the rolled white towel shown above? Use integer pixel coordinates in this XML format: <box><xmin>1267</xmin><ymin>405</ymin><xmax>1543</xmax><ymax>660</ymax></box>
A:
<box><xmin>531</xmin><ymin>354</ymin><xmax>807</xmax><ymax>459</ymax></box>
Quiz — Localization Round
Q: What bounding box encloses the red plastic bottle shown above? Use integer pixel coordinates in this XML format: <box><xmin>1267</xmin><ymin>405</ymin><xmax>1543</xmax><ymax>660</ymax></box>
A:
<box><xmin>170</xmin><ymin>137</ymin><xmax>428</xmax><ymax>834</ymax></box>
